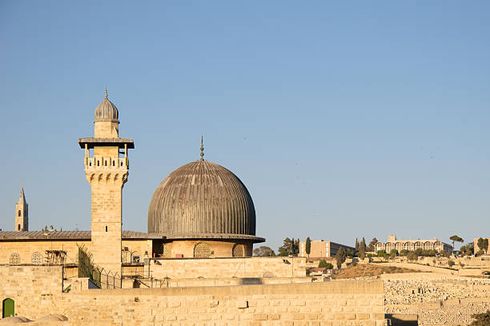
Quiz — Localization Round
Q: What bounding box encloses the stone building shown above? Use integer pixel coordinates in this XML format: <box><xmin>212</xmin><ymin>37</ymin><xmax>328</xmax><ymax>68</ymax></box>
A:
<box><xmin>0</xmin><ymin>92</ymin><xmax>264</xmax><ymax>276</ymax></box>
<box><xmin>375</xmin><ymin>234</ymin><xmax>452</xmax><ymax>254</ymax></box>
<box><xmin>78</xmin><ymin>91</ymin><xmax>135</xmax><ymax>275</ymax></box>
<box><xmin>14</xmin><ymin>189</ymin><xmax>28</xmax><ymax>232</ymax></box>
<box><xmin>298</xmin><ymin>239</ymin><xmax>354</xmax><ymax>258</ymax></box>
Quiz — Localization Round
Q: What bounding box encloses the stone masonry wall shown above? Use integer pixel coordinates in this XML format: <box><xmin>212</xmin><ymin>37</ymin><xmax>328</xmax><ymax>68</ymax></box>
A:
<box><xmin>0</xmin><ymin>265</ymin><xmax>386</xmax><ymax>325</ymax></box>
<box><xmin>0</xmin><ymin>239</ymin><xmax>150</xmax><ymax>266</ymax></box>
<box><xmin>148</xmin><ymin>256</ymin><xmax>308</xmax><ymax>279</ymax></box>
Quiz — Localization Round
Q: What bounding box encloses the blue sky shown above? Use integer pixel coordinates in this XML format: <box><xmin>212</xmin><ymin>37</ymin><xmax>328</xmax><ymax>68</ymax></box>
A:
<box><xmin>1</xmin><ymin>1</ymin><xmax>489</xmax><ymax>250</ymax></box>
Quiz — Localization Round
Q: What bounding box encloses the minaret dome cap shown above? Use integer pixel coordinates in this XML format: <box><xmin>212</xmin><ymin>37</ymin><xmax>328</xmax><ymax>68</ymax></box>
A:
<box><xmin>94</xmin><ymin>91</ymin><xmax>119</xmax><ymax>122</ymax></box>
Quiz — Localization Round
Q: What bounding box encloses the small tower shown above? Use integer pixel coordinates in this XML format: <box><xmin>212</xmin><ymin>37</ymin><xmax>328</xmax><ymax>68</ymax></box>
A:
<box><xmin>78</xmin><ymin>91</ymin><xmax>134</xmax><ymax>277</ymax></box>
<box><xmin>15</xmin><ymin>188</ymin><xmax>28</xmax><ymax>231</ymax></box>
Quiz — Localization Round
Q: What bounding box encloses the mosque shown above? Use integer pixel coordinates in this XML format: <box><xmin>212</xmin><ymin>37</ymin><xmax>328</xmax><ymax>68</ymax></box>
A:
<box><xmin>0</xmin><ymin>93</ymin><xmax>264</xmax><ymax>277</ymax></box>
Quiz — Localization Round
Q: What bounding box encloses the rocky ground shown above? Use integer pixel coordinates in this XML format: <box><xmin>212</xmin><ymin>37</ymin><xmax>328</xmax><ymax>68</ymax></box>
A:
<box><xmin>383</xmin><ymin>274</ymin><xmax>490</xmax><ymax>326</ymax></box>
<box><xmin>333</xmin><ymin>263</ymin><xmax>419</xmax><ymax>279</ymax></box>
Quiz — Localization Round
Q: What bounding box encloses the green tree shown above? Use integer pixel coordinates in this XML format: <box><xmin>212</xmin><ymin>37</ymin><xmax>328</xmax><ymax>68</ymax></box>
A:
<box><xmin>305</xmin><ymin>237</ymin><xmax>311</xmax><ymax>258</ymax></box>
<box><xmin>278</xmin><ymin>237</ymin><xmax>294</xmax><ymax>256</ymax></box>
<box><xmin>368</xmin><ymin>238</ymin><xmax>379</xmax><ymax>252</ymax></box>
<box><xmin>335</xmin><ymin>247</ymin><xmax>347</xmax><ymax>269</ymax></box>
<box><xmin>355</xmin><ymin>238</ymin><xmax>359</xmax><ymax>252</ymax></box>
<box><xmin>389</xmin><ymin>249</ymin><xmax>398</xmax><ymax>259</ymax></box>
<box><xmin>407</xmin><ymin>251</ymin><xmax>418</xmax><ymax>261</ymax></box>
<box><xmin>377</xmin><ymin>250</ymin><xmax>388</xmax><ymax>259</ymax></box>
<box><xmin>477</xmin><ymin>238</ymin><xmax>488</xmax><ymax>254</ymax></box>
<box><xmin>449</xmin><ymin>235</ymin><xmax>464</xmax><ymax>250</ymax></box>
<box><xmin>318</xmin><ymin>260</ymin><xmax>333</xmax><ymax>269</ymax></box>
<box><xmin>279</xmin><ymin>237</ymin><xmax>300</xmax><ymax>256</ymax></box>
<box><xmin>292</xmin><ymin>238</ymin><xmax>300</xmax><ymax>256</ymax></box>
<box><xmin>358</xmin><ymin>237</ymin><xmax>367</xmax><ymax>260</ymax></box>
<box><xmin>253</xmin><ymin>246</ymin><xmax>275</xmax><ymax>257</ymax></box>
<box><xmin>460</xmin><ymin>242</ymin><xmax>474</xmax><ymax>256</ymax></box>
<box><xmin>400</xmin><ymin>249</ymin><xmax>409</xmax><ymax>256</ymax></box>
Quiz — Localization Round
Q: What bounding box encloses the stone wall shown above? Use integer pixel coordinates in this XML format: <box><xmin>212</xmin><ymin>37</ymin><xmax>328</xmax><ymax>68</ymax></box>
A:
<box><xmin>148</xmin><ymin>256</ymin><xmax>308</xmax><ymax>279</ymax></box>
<box><xmin>0</xmin><ymin>240</ymin><xmax>87</xmax><ymax>265</ymax></box>
<box><xmin>0</xmin><ymin>265</ymin><xmax>386</xmax><ymax>325</ymax></box>
<box><xmin>160</xmin><ymin>239</ymin><xmax>253</xmax><ymax>258</ymax></box>
<box><xmin>0</xmin><ymin>265</ymin><xmax>64</xmax><ymax>318</ymax></box>
<box><xmin>0</xmin><ymin>239</ymin><xmax>150</xmax><ymax>267</ymax></box>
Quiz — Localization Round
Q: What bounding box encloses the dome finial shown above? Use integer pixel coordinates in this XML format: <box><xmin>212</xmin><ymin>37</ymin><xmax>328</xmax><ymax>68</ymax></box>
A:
<box><xmin>200</xmin><ymin>136</ymin><xmax>204</xmax><ymax>161</ymax></box>
<box><xmin>104</xmin><ymin>87</ymin><xmax>109</xmax><ymax>99</ymax></box>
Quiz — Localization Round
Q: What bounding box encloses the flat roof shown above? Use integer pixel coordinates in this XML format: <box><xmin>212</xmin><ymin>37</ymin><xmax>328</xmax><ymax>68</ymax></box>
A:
<box><xmin>0</xmin><ymin>230</ymin><xmax>148</xmax><ymax>241</ymax></box>
<box><xmin>0</xmin><ymin>231</ymin><xmax>265</xmax><ymax>243</ymax></box>
<box><xmin>78</xmin><ymin>138</ymin><xmax>135</xmax><ymax>149</ymax></box>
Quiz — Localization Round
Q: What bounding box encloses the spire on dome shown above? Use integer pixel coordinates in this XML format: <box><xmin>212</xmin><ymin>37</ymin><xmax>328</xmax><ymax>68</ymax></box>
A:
<box><xmin>200</xmin><ymin>136</ymin><xmax>204</xmax><ymax>161</ymax></box>
<box><xmin>94</xmin><ymin>90</ymin><xmax>119</xmax><ymax>122</ymax></box>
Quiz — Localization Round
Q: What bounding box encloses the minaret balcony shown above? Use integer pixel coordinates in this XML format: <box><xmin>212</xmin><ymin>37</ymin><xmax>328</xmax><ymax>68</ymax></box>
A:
<box><xmin>85</xmin><ymin>156</ymin><xmax>129</xmax><ymax>170</ymax></box>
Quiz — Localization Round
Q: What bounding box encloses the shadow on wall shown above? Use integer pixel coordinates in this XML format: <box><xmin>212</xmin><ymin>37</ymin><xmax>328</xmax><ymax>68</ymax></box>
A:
<box><xmin>239</xmin><ymin>278</ymin><xmax>263</xmax><ymax>285</ymax></box>
<box><xmin>386</xmin><ymin>314</ymin><xmax>418</xmax><ymax>326</ymax></box>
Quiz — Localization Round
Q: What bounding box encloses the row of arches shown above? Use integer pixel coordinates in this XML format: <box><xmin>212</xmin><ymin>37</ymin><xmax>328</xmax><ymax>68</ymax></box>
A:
<box><xmin>378</xmin><ymin>241</ymin><xmax>441</xmax><ymax>252</ymax></box>
<box><xmin>87</xmin><ymin>172</ymin><xmax>127</xmax><ymax>183</ymax></box>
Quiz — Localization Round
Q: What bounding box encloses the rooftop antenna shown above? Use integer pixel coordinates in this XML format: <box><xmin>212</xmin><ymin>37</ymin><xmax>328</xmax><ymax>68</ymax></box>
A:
<box><xmin>200</xmin><ymin>136</ymin><xmax>204</xmax><ymax>161</ymax></box>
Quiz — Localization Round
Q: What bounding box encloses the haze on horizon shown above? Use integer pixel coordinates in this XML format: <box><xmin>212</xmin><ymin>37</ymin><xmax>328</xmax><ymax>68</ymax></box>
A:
<box><xmin>0</xmin><ymin>1</ymin><xmax>489</xmax><ymax>251</ymax></box>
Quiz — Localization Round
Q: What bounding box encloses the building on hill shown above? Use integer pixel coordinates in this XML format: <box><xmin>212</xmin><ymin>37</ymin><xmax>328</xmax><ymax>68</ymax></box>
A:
<box><xmin>298</xmin><ymin>239</ymin><xmax>354</xmax><ymax>258</ymax></box>
<box><xmin>375</xmin><ymin>234</ymin><xmax>452</xmax><ymax>254</ymax></box>
<box><xmin>0</xmin><ymin>92</ymin><xmax>264</xmax><ymax>278</ymax></box>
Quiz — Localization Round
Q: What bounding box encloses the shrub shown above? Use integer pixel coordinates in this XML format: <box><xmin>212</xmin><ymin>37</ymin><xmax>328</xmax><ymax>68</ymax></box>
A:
<box><xmin>447</xmin><ymin>260</ymin><xmax>455</xmax><ymax>267</ymax></box>
<box><xmin>318</xmin><ymin>260</ymin><xmax>334</xmax><ymax>270</ymax></box>
<box><xmin>469</xmin><ymin>310</ymin><xmax>490</xmax><ymax>326</ymax></box>
<box><xmin>377</xmin><ymin>250</ymin><xmax>388</xmax><ymax>259</ymax></box>
<box><xmin>407</xmin><ymin>251</ymin><xmax>418</xmax><ymax>261</ymax></box>
<box><xmin>389</xmin><ymin>249</ymin><xmax>398</xmax><ymax>259</ymax></box>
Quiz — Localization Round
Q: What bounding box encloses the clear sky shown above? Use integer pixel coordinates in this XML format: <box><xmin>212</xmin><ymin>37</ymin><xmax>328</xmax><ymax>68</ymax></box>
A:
<box><xmin>1</xmin><ymin>1</ymin><xmax>489</xmax><ymax>251</ymax></box>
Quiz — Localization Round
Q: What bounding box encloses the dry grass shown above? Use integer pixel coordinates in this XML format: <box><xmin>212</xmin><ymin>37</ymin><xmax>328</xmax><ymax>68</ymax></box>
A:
<box><xmin>333</xmin><ymin>263</ymin><xmax>419</xmax><ymax>279</ymax></box>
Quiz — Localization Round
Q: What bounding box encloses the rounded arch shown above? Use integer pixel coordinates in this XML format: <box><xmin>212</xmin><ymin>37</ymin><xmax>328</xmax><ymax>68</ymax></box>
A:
<box><xmin>2</xmin><ymin>298</ymin><xmax>15</xmax><ymax>318</ymax></box>
<box><xmin>385</xmin><ymin>242</ymin><xmax>394</xmax><ymax>252</ymax></box>
<box><xmin>403</xmin><ymin>242</ymin><xmax>411</xmax><ymax>251</ymax></box>
<box><xmin>193</xmin><ymin>242</ymin><xmax>212</xmax><ymax>258</ymax></box>
<box><xmin>232</xmin><ymin>244</ymin><xmax>245</xmax><ymax>257</ymax></box>
<box><xmin>424</xmin><ymin>241</ymin><xmax>433</xmax><ymax>250</ymax></box>
<box><xmin>31</xmin><ymin>252</ymin><xmax>43</xmax><ymax>265</ymax></box>
<box><xmin>9</xmin><ymin>253</ymin><xmax>20</xmax><ymax>265</ymax></box>
<box><xmin>395</xmin><ymin>242</ymin><xmax>403</xmax><ymax>251</ymax></box>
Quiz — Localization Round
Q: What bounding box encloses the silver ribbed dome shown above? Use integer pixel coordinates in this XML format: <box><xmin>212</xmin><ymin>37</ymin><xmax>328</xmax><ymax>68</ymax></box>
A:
<box><xmin>94</xmin><ymin>96</ymin><xmax>119</xmax><ymax>122</ymax></box>
<box><xmin>148</xmin><ymin>160</ymin><xmax>256</xmax><ymax>236</ymax></box>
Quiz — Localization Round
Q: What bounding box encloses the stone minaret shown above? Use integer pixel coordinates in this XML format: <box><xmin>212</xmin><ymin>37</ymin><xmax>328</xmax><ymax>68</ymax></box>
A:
<box><xmin>78</xmin><ymin>91</ymin><xmax>134</xmax><ymax>276</ymax></box>
<box><xmin>15</xmin><ymin>188</ymin><xmax>28</xmax><ymax>231</ymax></box>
